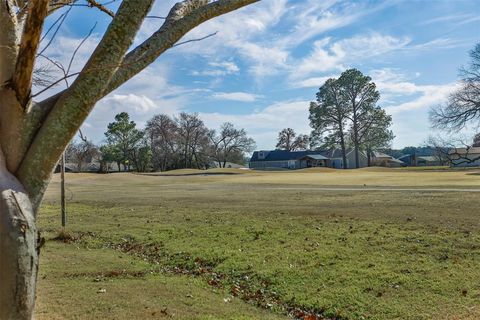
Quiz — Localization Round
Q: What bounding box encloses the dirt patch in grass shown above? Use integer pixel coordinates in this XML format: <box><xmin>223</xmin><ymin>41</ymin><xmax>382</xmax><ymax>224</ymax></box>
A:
<box><xmin>99</xmin><ymin>237</ymin><xmax>344</xmax><ymax>320</ymax></box>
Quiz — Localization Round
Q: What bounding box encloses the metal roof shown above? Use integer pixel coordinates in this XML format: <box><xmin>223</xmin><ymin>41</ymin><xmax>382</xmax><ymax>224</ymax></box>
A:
<box><xmin>249</xmin><ymin>149</ymin><xmax>364</xmax><ymax>162</ymax></box>
<box><xmin>299</xmin><ymin>154</ymin><xmax>329</xmax><ymax>160</ymax></box>
<box><xmin>250</xmin><ymin>150</ymin><xmax>329</xmax><ymax>162</ymax></box>
<box><xmin>448</xmin><ymin>147</ymin><xmax>480</xmax><ymax>155</ymax></box>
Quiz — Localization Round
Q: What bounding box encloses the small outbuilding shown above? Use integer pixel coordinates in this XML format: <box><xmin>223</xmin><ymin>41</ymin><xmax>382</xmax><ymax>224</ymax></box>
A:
<box><xmin>298</xmin><ymin>154</ymin><xmax>330</xmax><ymax>168</ymax></box>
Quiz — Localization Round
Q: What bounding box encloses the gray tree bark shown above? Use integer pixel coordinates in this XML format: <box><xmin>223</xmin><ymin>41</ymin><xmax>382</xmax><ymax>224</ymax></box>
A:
<box><xmin>0</xmin><ymin>150</ymin><xmax>38</xmax><ymax>320</ymax></box>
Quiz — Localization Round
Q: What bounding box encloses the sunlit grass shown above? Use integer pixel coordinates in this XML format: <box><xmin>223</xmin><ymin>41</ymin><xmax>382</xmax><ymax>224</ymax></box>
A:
<box><xmin>37</xmin><ymin>170</ymin><xmax>480</xmax><ymax>319</ymax></box>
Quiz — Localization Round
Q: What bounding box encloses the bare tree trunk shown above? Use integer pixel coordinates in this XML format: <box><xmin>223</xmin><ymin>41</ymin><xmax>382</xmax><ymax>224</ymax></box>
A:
<box><xmin>0</xmin><ymin>153</ymin><xmax>38</xmax><ymax>320</ymax></box>
<box><xmin>352</xmin><ymin>111</ymin><xmax>360</xmax><ymax>169</ymax></box>
<box><xmin>338</xmin><ymin>123</ymin><xmax>348</xmax><ymax>169</ymax></box>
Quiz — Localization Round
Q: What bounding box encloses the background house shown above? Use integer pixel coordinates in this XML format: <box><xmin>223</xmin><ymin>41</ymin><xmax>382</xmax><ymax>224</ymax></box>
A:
<box><xmin>371</xmin><ymin>152</ymin><xmax>405</xmax><ymax>167</ymax></box>
<box><xmin>249</xmin><ymin>149</ymin><xmax>367</xmax><ymax>170</ymax></box>
<box><xmin>249</xmin><ymin>150</ymin><xmax>326</xmax><ymax>169</ymax></box>
<box><xmin>325</xmin><ymin>149</ymin><xmax>368</xmax><ymax>169</ymax></box>
<box><xmin>398</xmin><ymin>154</ymin><xmax>443</xmax><ymax>166</ymax></box>
<box><xmin>55</xmin><ymin>160</ymin><xmax>121</xmax><ymax>173</ymax></box>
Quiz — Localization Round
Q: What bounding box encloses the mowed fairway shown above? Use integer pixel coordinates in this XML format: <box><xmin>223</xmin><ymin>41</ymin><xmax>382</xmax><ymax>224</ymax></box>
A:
<box><xmin>36</xmin><ymin>168</ymin><xmax>480</xmax><ymax>319</ymax></box>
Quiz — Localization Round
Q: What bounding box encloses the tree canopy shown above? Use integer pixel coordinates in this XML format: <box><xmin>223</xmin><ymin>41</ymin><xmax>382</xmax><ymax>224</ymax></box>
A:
<box><xmin>105</xmin><ymin>112</ymin><xmax>144</xmax><ymax>171</ymax></box>
<box><xmin>309</xmin><ymin>69</ymin><xmax>392</xmax><ymax>168</ymax></box>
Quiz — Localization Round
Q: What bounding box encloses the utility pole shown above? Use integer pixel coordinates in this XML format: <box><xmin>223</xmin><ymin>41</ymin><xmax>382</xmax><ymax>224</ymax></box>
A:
<box><xmin>61</xmin><ymin>151</ymin><xmax>66</xmax><ymax>229</ymax></box>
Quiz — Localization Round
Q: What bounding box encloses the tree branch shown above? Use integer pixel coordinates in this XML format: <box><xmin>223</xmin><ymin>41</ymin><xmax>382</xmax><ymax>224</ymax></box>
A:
<box><xmin>102</xmin><ymin>0</ymin><xmax>258</xmax><ymax>97</ymax></box>
<box><xmin>37</xmin><ymin>0</ymin><xmax>258</xmax><ymax>115</ymax></box>
<box><xmin>86</xmin><ymin>0</ymin><xmax>114</xmax><ymax>17</ymax></box>
<box><xmin>17</xmin><ymin>0</ymin><xmax>154</xmax><ymax>210</ymax></box>
<box><xmin>47</xmin><ymin>0</ymin><xmax>76</xmax><ymax>15</ymax></box>
<box><xmin>12</xmin><ymin>0</ymin><xmax>49</xmax><ymax>107</ymax></box>
<box><xmin>37</xmin><ymin>5</ymin><xmax>72</xmax><ymax>58</ymax></box>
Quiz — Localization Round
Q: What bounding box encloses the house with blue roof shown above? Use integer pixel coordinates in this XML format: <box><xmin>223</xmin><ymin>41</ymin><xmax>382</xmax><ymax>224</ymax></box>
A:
<box><xmin>249</xmin><ymin>149</ymin><xmax>368</xmax><ymax>169</ymax></box>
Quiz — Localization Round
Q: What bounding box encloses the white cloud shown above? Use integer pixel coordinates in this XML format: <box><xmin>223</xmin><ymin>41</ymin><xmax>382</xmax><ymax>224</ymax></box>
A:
<box><xmin>162</xmin><ymin>0</ymin><xmax>387</xmax><ymax>80</ymax></box>
<box><xmin>81</xmin><ymin>92</ymin><xmax>185</xmax><ymax>144</ymax></box>
<box><xmin>370</xmin><ymin>68</ymin><xmax>458</xmax><ymax>109</ymax></box>
<box><xmin>212</xmin><ymin>92</ymin><xmax>262</xmax><ymax>102</ymax></box>
<box><xmin>200</xmin><ymin>100</ymin><xmax>311</xmax><ymax>149</ymax></box>
<box><xmin>294</xmin><ymin>34</ymin><xmax>411</xmax><ymax>79</ymax></box>
<box><xmin>209</xmin><ymin>61</ymin><xmax>239</xmax><ymax>73</ymax></box>
<box><xmin>233</xmin><ymin>41</ymin><xmax>289</xmax><ymax>77</ymax></box>
<box><xmin>293</xmin><ymin>75</ymin><xmax>337</xmax><ymax>88</ymax></box>
<box><xmin>291</xmin><ymin>33</ymin><xmax>463</xmax><ymax>90</ymax></box>
<box><xmin>409</xmin><ymin>38</ymin><xmax>465</xmax><ymax>51</ymax></box>
<box><xmin>420</xmin><ymin>13</ymin><xmax>480</xmax><ymax>26</ymax></box>
<box><xmin>191</xmin><ymin>61</ymin><xmax>240</xmax><ymax>77</ymax></box>
<box><xmin>102</xmin><ymin>94</ymin><xmax>157</xmax><ymax>113</ymax></box>
<box><xmin>385</xmin><ymin>84</ymin><xmax>456</xmax><ymax>114</ymax></box>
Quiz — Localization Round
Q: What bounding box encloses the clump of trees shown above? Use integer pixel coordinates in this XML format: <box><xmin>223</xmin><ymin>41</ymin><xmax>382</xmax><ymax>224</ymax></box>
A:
<box><xmin>71</xmin><ymin>112</ymin><xmax>255</xmax><ymax>173</ymax></box>
<box><xmin>146</xmin><ymin>113</ymin><xmax>254</xmax><ymax>171</ymax></box>
<box><xmin>309</xmin><ymin>69</ymin><xmax>394</xmax><ymax>168</ymax></box>
<box><xmin>208</xmin><ymin>122</ymin><xmax>256</xmax><ymax>168</ymax></box>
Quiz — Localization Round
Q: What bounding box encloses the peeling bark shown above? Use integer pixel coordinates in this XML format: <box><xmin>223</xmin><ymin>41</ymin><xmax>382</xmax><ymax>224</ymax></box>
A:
<box><xmin>0</xmin><ymin>149</ymin><xmax>38</xmax><ymax>320</ymax></box>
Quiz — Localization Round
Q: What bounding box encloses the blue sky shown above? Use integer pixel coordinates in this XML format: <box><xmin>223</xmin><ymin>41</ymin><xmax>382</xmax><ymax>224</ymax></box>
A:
<box><xmin>37</xmin><ymin>0</ymin><xmax>480</xmax><ymax>149</ymax></box>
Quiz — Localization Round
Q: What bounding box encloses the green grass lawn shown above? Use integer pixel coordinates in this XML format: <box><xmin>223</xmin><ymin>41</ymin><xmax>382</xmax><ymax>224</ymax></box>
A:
<box><xmin>37</xmin><ymin>169</ymin><xmax>480</xmax><ymax>319</ymax></box>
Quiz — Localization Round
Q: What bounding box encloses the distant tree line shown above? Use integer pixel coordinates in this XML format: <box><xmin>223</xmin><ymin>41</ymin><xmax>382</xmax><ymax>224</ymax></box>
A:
<box><xmin>66</xmin><ymin>112</ymin><xmax>255</xmax><ymax>172</ymax></box>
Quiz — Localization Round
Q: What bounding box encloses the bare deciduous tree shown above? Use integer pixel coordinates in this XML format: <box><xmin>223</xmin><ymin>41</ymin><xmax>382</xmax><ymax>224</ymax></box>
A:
<box><xmin>209</xmin><ymin>122</ymin><xmax>255</xmax><ymax>167</ymax></box>
<box><xmin>427</xmin><ymin>135</ymin><xmax>480</xmax><ymax>166</ymax></box>
<box><xmin>176</xmin><ymin>112</ymin><xmax>210</xmax><ymax>169</ymax></box>
<box><xmin>473</xmin><ymin>133</ymin><xmax>480</xmax><ymax>147</ymax></box>
<box><xmin>0</xmin><ymin>0</ymin><xmax>257</xmax><ymax>318</ymax></box>
<box><xmin>146</xmin><ymin>114</ymin><xmax>180</xmax><ymax>171</ymax></box>
<box><xmin>65</xmin><ymin>133</ymin><xmax>99</xmax><ymax>172</ymax></box>
<box><xmin>430</xmin><ymin>43</ymin><xmax>480</xmax><ymax>130</ymax></box>
<box><xmin>275</xmin><ymin>128</ymin><xmax>309</xmax><ymax>151</ymax></box>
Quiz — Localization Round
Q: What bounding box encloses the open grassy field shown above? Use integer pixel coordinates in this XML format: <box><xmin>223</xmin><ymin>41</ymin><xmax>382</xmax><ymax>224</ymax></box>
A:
<box><xmin>37</xmin><ymin>168</ymin><xmax>480</xmax><ymax>319</ymax></box>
